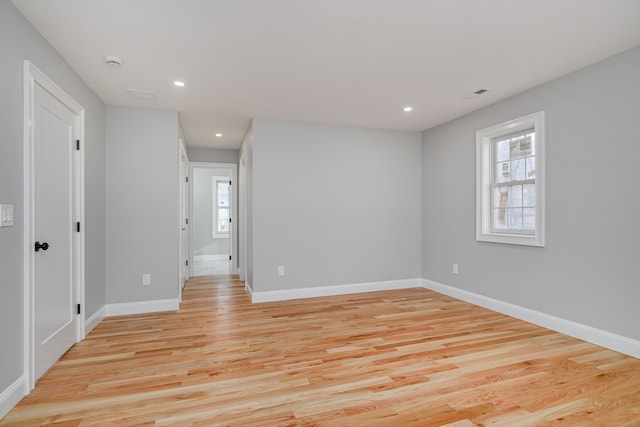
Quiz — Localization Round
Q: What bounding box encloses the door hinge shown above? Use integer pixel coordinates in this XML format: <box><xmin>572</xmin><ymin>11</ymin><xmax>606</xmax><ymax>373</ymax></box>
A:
<box><xmin>229</xmin><ymin>180</ymin><xmax>232</xmax><ymax>186</ymax></box>
<box><xmin>185</xmin><ymin>218</ymin><xmax>189</xmax><ymax>225</ymax></box>
<box><xmin>186</xmin><ymin>260</ymin><xmax>189</xmax><ymax>266</ymax></box>
<box><xmin>229</xmin><ymin>255</ymin><xmax>232</xmax><ymax>261</ymax></box>
<box><xmin>229</xmin><ymin>217</ymin><xmax>232</xmax><ymax>223</ymax></box>
<box><xmin>76</xmin><ymin>222</ymin><xmax>80</xmax><ymax>232</ymax></box>
<box><xmin>186</xmin><ymin>176</ymin><xmax>189</xmax><ymax>183</ymax></box>
<box><xmin>76</xmin><ymin>140</ymin><xmax>80</xmax><ymax>150</ymax></box>
<box><xmin>76</xmin><ymin>304</ymin><xmax>81</xmax><ymax>315</ymax></box>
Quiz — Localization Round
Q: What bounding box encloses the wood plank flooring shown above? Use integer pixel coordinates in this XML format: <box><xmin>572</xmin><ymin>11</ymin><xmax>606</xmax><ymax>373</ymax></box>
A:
<box><xmin>2</xmin><ymin>275</ymin><xmax>640</xmax><ymax>426</ymax></box>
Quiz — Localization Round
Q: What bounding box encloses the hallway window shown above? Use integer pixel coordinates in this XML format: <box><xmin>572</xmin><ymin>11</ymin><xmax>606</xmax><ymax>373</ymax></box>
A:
<box><xmin>213</xmin><ymin>177</ymin><xmax>230</xmax><ymax>237</ymax></box>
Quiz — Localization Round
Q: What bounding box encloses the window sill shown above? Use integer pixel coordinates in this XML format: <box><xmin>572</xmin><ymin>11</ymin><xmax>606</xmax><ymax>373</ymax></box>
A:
<box><xmin>476</xmin><ymin>232</ymin><xmax>544</xmax><ymax>247</ymax></box>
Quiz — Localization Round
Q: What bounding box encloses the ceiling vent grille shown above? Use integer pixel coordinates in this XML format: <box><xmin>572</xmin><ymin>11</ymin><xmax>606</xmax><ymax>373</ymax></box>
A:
<box><xmin>126</xmin><ymin>88</ymin><xmax>157</xmax><ymax>100</ymax></box>
<box><xmin>103</xmin><ymin>54</ymin><xmax>123</xmax><ymax>66</ymax></box>
<box><xmin>463</xmin><ymin>88</ymin><xmax>490</xmax><ymax>99</ymax></box>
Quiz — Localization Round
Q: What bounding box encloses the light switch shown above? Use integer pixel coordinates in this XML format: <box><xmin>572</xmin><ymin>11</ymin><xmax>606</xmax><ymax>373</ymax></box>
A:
<box><xmin>0</xmin><ymin>205</ymin><xmax>13</xmax><ymax>227</ymax></box>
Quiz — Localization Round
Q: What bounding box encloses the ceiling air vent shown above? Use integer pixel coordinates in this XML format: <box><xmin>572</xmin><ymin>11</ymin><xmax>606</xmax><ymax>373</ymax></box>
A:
<box><xmin>103</xmin><ymin>54</ymin><xmax>123</xmax><ymax>67</ymax></box>
<box><xmin>463</xmin><ymin>88</ymin><xmax>490</xmax><ymax>100</ymax></box>
<box><xmin>126</xmin><ymin>88</ymin><xmax>157</xmax><ymax>100</ymax></box>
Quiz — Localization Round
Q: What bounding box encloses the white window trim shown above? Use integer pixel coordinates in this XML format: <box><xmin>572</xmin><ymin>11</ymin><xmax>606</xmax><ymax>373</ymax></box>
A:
<box><xmin>212</xmin><ymin>176</ymin><xmax>230</xmax><ymax>239</ymax></box>
<box><xmin>476</xmin><ymin>111</ymin><xmax>545</xmax><ymax>247</ymax></box>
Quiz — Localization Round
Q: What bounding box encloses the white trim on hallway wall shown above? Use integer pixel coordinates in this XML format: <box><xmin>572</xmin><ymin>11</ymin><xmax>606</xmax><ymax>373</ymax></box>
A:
<box><xmin>247</xmin><ymin>276</ymin><xmax>640</xmax><ymax>359</ymax></box>
<box><xmin>421</xmin><ymin>278</ymin><xmax>640</xmax><ymax>359</ymax></box>
<box><xmin>84</xmin><ymin>306</ymin><xmax>106</xmax><ymax>334</ymax></box>
<box><xmin>0</xmin><ymin>376</ymin><xmax>25</xmax><ymax>420</ymax></box>
<box><xmin>105</xmin><ymin>299</ymin><xmax>180</xmax><ymax>316</ymax></box>
<box><xmin>239</xmin><ymin>152</ymin><xmax>247</xmax><ymax>283</ymax></box>
<box><xmin>178</xmin><ymin>140</ymin><xmax>190</xmax><ymax>302</ymax></box>
<box><xmin>249</xmin><ymin>278</ymin><xmax>423</xmax><ymax>303</ymax></box>
<box><xmin>195</xmin><ymin>254</ymin><xmax>229</xmax><ymax>261</ymax></box>
<box><xmin>81</xmin><ymin>276</ymin><xmax>640</xmax><ymax>359</ymax></box>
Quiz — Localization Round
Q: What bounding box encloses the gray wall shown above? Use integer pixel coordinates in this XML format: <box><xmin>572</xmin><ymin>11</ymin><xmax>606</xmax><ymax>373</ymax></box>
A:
<box><xmin>251</xmin><ymin>119</ymin><xmax>422</xmax><ymax>292</ymax></box>
<box><xmin>0</xmin><ymin>1</ymin><xmax>105</xmax><ymax>395</ymax></box>
<box><xmin>193</xmin><ymin>167</ymin><xmax>231</xmax><ymax>257</ymax></box>
<box><xmin>422</xmin><ymin>46</ymin><xmax>640</xmax><ymax>340</ymax></box>
<box><xmin>187</xmin><ymin>147</ymin><xmax>239</xmax><ymax>164</ymax></box>
<box><xmin>105</xmin><ymin>107</ymin><xmax>179</xmax><ymax>303</ymax></box>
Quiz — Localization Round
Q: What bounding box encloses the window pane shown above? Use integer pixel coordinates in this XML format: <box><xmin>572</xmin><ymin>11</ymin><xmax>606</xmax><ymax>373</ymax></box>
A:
<box><xmin>217</xmin><ymin>181</ymin><xmax>229</xmax><ymax>207</ymax></box>
<box><xmin>496</xmin><ymin>139</ymin><xmax>510</xmax><ymax>162</ymax></box>
<box><xmin>508</xmin><ymin>185</ymin><xmax>522</xmax><ymax>208</ymax></box>
<box><xmin>494</xmin><ymin>187</ymin><xmax>509</xmax><ymax>220</ymax></box>
<box><xmin>525</xmin><ymin>157</ymin><xmax>536</xmax><ymax>179</ymax></box>
<box><xmin>511</xmin><ymin>158</ymin><xmax>525</xmax><ymax>181</ymax></box>
<box><xmin>494</xmin><ymin>186</ymin><xmax>508</xmax><ymax>207</ymax></box>
<box><xmin>523</xmin><ymin>208</ymin><xmax>535</xmax><ymax>230</ymax></box>
<box><xmin>530</xmin><ymin>133</ymin><xmax>536</xmax><ymax>156</ymax></box>
<box><xmin>508</xmin><ymin>208</ymin><xmax>522</xmax><ymax>230</ymax></box>
<box><xmin>496</xmin><ymin>161</ymin><xmax>510</xmax><ymax>183</ymax></box>
<box><xmin>217</xmin><ymin>207</ymin><xmax>229</xmax><ymax>233</ymax></box>
<box><xmin>493</xmin><ymin>208</ymin><xmax>508</xmax><ymax>230</ymax></box>
<box><xmin>510</xmin><ymin>134</ymin><xmax>533</xmax><ymax>160</ymax></box>
<box><xmin>523</xmin><ymin>184</ymin><xmax>536</xmax><ymax>207</ymax></box>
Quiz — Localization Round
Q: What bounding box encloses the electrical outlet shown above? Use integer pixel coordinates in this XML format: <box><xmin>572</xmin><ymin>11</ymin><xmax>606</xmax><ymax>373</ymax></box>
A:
<box><xmin>278</xmin><ymin>266</ymin><xmax>285</xmax><ymax>276</ymax></box>
<box><xmin>142</xmin><ymin>274</ymin><xmax>151</xmax><ymax>285</ymax></box>
<box><xmin>0</xmin><ymin>204</ymin><xmax>13</xmax><ymax>227</ymax></box>
<box><xmin>453</xmin><ymin>264</ymin><xmax>459</xmax><ymax>275</ymax></box>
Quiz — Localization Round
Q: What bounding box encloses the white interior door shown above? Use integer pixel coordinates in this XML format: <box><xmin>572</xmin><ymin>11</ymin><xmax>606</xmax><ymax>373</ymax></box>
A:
<box><xmin>33</xmin><ymin>83</ymin><xmax>78</xmax><ymax>380</ymax></box>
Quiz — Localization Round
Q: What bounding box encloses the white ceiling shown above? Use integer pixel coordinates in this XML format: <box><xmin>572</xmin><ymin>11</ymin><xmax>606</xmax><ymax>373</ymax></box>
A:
<box><xmin>12</xmin><ymin>0</ymin><xmax>640</xmax><ymax>150</ymax></box>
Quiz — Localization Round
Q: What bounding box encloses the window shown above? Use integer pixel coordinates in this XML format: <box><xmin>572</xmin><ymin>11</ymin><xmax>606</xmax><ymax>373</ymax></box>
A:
<box><xmin>476</xmin><ymin>111</ymin><xmax>545</xmax><ymax>246</ymax></box>
<box><xmin>212</xmin><ymin>176</ymin><xmax>230</xmax><ymax>238</ymax></box>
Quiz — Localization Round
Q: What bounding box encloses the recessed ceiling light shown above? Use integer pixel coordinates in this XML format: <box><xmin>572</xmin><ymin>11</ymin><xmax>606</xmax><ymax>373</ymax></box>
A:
<box><xmin>174</xmin><ymin>81</ymin><xmax>185</xmax><ymax>87</ymax></box>
<box><xmin>403</xmin><ymin>106</ymin><xmax>413</xmax><ymax>112</ymax></box>
<box><xmin>215</xmin><ymin>133</ymin><xmax>222</xmax><ymax>138</ymax></box>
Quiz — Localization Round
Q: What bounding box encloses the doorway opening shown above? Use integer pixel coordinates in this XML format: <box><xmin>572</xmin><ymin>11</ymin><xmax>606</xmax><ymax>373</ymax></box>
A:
<box><xmin>190</xmin><ymin>163</ymin><xmax>237</xmax><ymax>276</ymax></box>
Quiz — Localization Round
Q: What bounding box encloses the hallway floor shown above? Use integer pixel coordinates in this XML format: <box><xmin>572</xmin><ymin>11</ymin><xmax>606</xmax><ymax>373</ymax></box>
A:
<box><xmin>192</xmin><ymin>256</ymin><xmax>230</xmax><ymax>276</ymax></box>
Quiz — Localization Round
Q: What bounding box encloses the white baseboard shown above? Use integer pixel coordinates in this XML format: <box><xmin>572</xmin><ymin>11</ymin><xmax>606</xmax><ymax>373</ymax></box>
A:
<box><xmin>422</xmin><ymin>278</ymin><xmax>640</xmax><ymax>359</ymax></box>
<box><xmin>250</xmin><ymin>278</ymin><xmax>422</xmax><ymax>303</ymax></box>
<box><xmin>105</xmin><ymin>299</ymin><xmax>179</xmax><ymax>316</ymax></box>
<box><xmin>84</xmin><ymin>306</ymin><xmax>106</xmax><ymax>335</ymax></box>
<box><xmin>0</xmin><ymin>376</ymin><xmax>25</xmax><ymax>420</ymax></box>
<box><xmin>194</xmin><ymin>254</ymin><xmax>228</xmax><ymax>261</ymax></box>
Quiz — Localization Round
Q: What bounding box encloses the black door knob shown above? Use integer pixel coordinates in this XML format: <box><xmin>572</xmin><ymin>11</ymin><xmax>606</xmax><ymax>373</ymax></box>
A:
<box><xmin>34</xmin><ymin>241</ymin><xmax>49</xmax><ymax>252</ymax></box>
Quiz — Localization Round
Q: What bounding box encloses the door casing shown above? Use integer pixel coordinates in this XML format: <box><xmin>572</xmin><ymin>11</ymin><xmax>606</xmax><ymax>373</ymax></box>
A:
<box><xmin>189</xmin><ymin>162</ymin><xmax>238</xmax><ymax>276</ymax></box>
<box><xmin>178</xmin><ymin>140</ymin><xmax>190</xmax><ymax>301</ymax></box>
<box><xmin>23</xmin><ymin>61</ymin><xmax>85</xmax><ymax>390</ymax></box>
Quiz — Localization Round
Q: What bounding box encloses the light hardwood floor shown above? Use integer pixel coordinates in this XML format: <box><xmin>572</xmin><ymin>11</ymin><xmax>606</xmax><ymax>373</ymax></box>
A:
<box><xmin>3</xmin><ymin>275</ymin><xmax>640</xmax><ymax>426</ymax></box>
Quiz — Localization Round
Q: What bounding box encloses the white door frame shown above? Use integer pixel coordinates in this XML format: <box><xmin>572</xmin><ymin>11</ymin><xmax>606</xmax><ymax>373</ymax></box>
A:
<box><xmin>23</xmin><ymin>61</ymin><xmax>85</xmax><ymax>391</ymax></box>
<box><xmin>178</xmin><ymin>140</ymin><xmax>190</xmax><ymax>301</ymax></box>
<box><xmin>189</xmin><ymin>162</ymin><xmax>238</xmax><ymax>275</ymax></box>
<box><xmin>238</xmin><ymin>154</ymin><xmax>247</xmax><ymax>282</ymax></box>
